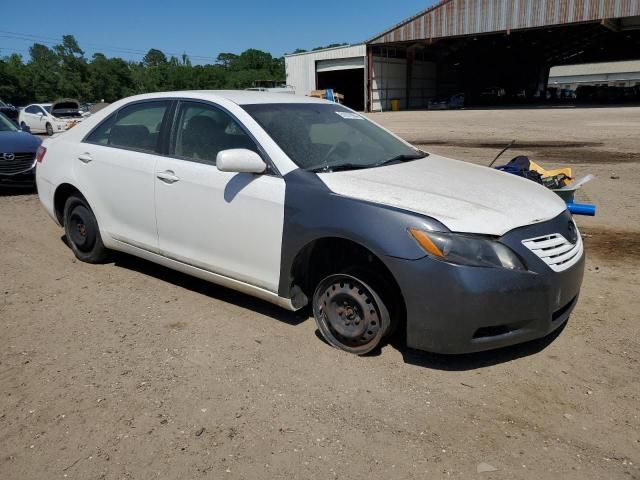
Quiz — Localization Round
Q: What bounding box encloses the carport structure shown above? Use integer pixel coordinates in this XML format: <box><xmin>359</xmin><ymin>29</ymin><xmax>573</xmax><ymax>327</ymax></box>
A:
<box><xmin>366</xmin><ymin>0</ymin><xmax>640</xmax><ymax>111</ymax></box>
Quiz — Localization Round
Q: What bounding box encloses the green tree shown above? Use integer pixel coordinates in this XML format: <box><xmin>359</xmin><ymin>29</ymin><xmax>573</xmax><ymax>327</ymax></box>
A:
<box><xmin>143</xmin><ymin>49</ymin><xmax>168</xmax><ymax>68</ymax></box>
<box><xmin>1</xmin><ymin>38</ymin><xmax>286</xmax><ymax>105</ymax></box>
<box><xmin>54</xmin><ymin>35</ymin><xmax>89</xmax><ymax>99</ymax></box>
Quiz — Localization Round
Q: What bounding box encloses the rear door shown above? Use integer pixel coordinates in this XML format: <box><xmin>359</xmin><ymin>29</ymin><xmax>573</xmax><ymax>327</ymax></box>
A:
<box><xmin>75</xmin><ymin>100</ymin><xmax>172</xmax><ymax>251</ymax></box>
<box><xmin>154</xmin><ymin>100</ymin><xmax>285</xmax><ymax>292</ymax></box>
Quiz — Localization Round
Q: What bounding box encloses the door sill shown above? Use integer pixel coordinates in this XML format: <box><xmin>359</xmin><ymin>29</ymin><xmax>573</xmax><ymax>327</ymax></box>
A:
<box><xmin>110</xmin><ymin>238</ymin><xmax>298</xmax><ymax>311</ymax></box>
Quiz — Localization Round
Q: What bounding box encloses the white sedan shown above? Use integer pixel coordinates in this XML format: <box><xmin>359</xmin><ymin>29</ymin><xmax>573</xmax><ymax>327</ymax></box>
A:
<box><xmin>35</xmin><ymin>91</ymin><xmax>584</xmax><ymax>355</ymax></box>
<box><xmin>19</xmin><ymin>99</ymin><xmax>84</xmax><ymax>135</ymax></box>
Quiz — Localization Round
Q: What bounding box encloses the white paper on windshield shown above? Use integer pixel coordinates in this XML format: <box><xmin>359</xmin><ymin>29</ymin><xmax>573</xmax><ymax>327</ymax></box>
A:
<box><xmin>336</xmin><ymin>111</ymin><xmax>364</xmax><ymax>120</ymax></box>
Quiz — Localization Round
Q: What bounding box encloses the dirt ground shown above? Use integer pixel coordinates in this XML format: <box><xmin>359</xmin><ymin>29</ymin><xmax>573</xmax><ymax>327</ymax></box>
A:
<box><xmin>1</xmin><ymin>106</ymin><xmax>638</xmax><ymax>480</ymax></box>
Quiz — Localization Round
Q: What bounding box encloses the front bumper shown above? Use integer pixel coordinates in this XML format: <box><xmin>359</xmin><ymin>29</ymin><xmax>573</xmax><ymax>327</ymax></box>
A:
<box><xmin>386</xmin><ymin>211</ymin><xmax>585</xmax><ymax>354</ymax></box>
<box><xmin>0</xmin><ymin>166</ymin><xmax>36</xmax><ymax>186</ymax></box>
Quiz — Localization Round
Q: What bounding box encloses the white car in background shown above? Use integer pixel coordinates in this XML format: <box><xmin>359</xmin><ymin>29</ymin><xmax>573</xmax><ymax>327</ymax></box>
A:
<box><xmin>19</xmin><ymin>99</ymin><xmax>84</xmax><ymax>135</ymax></box>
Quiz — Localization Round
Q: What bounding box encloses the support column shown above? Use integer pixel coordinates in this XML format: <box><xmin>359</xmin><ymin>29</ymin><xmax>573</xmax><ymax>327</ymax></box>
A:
<box><xmin>366</xmin><ymin>45</ymin><xmax>373</xmax><ymax>112</ymax></box>
<box><xmin>406</xmin><ymin>47</ymin><xmax>415</xmax><ymax>110</ymax></box>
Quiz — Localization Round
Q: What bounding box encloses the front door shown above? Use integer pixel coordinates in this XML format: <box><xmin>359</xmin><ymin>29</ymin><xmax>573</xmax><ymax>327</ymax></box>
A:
<box><xmin>154</xmin><ymin>100</ymin><xmax>285</xmax><ymax>292</ymax></box>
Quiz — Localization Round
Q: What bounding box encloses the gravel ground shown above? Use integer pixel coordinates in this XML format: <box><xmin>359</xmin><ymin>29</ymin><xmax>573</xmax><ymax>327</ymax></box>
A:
<box><xmin>0</xmin><ymin>106</ymin><xmax>638</xmax><ymax>479</ymax></box>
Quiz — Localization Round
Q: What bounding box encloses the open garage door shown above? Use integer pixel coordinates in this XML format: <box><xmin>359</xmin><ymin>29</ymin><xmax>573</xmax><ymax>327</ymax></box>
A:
<box><xmin>316</xmin><ymin>57</ymin><xmax>365</xmax><ymax>111</ymax></box>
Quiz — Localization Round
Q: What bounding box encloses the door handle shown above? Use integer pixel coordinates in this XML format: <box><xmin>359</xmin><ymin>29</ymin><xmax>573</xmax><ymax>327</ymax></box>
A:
<box><xmin>156</xmin><ymin>170</ymin><xmax>180</xmax><ymax>184</ymax></box>
<box><xmin>78</xmin><ymin>153</ymin><xmax>93</xmax><ymax>163</ymax></box>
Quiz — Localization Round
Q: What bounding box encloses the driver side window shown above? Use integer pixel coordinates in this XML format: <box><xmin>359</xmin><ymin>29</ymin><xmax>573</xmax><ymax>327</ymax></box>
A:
<box><xmin>172</xmin><ymin>101</ymin><xmax>258</xmax><ymax>165</ymax></box>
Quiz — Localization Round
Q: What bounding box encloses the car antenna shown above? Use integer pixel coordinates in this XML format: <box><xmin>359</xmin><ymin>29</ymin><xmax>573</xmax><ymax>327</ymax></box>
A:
<box><xmin>488</xmin><ymin>139</ymin><xmax>516</xmax><ymax>168</ymax></box>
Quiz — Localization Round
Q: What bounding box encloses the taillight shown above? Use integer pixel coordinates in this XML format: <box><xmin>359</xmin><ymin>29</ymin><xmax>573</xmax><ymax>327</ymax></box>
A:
<box><xmin>36</xmin><ymin>145</ymin><xmax>47</xmax><ymax>163</ymax></box>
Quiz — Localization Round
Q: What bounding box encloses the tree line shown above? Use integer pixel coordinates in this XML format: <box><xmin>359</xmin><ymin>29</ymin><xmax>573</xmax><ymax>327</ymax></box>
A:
<box><xmin>0</xmin><ymin>35</ymin><xmax>286</xmax><ymax>106</ymax></box>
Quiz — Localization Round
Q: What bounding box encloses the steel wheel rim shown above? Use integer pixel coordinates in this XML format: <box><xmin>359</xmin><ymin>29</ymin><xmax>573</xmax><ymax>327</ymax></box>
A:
<box><xmin>314</xmin><ymin>275</ymin><xmax>385</xmax><ymax>354</ymax></box>
<box><xmin>68</xmin><ymin>206</ymin><xmax>96</xmax><ymax>252</ymax></box>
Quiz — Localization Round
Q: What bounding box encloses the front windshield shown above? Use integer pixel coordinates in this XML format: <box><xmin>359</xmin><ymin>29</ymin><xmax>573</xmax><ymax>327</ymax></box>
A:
<box><xmin>0</xmin><ymin>100</ymin><xmax>6</xmax><ymax>107</ymax></box>
<box><xmin>0</xmin><ymin>113</ymin><xmax>19</xmax><ymax>132</ymax></box>
<box><xmin>43</xmin><ymin>105</ymin><xmax>52</xmax><ymax>113</ymax></box>
<box><xmin>242</xmin><ymin>103</ymin><xmax>425</xmax><ymax>172</ymax></box>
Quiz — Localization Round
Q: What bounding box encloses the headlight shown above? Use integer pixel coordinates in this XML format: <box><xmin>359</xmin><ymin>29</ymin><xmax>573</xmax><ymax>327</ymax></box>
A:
<box><xmin>409</xmin><ymin>228</ymin><xmax>526</xmax><ymax>271</ymax></box>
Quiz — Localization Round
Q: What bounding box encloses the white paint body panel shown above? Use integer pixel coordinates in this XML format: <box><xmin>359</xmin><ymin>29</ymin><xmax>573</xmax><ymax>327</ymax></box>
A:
<box><xmin>154</xmin><ymin>157</ymin><xmax>285</xmax><ymax>292</ymax></box>
<box><xmin>73</xmin><ymin>144</ymin><xmax>161</xmax><ymax>251</ymax></box>
<box><xmin>35</xmin><ymin>91</ymin><xmax>296</xmax><ymax>295</ymax></box>
<box><xmin>317</xmin><ymin>155</ymin><xmax>567</xmax><ymax>236</ymax></box>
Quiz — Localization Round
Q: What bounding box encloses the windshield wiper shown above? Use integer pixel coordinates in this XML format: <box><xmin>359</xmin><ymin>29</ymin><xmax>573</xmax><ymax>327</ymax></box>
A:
<box><xmin>308</xmin><ymin>151</ymin><xmax>428</xmax><ymax>173</ymax></box>
<box><xmin>374</xmin><ymin>151</ymin><xmax>429</xmax><ymax>168</ymax></box>
<box><xmin>308</xmin><ymin>163</ymin><xmax>372</xmax><ymax>173</ymax></box>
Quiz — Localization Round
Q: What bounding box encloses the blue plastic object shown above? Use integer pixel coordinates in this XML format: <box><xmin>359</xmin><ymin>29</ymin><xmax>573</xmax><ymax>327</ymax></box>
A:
<box><xmin>325</xmin><ymin>89</ymin><xmax>335</xmax><ymax>102</ymax></box>
<box><xmin>566</xmin><ymin>203</ymin><xmax>596</xmax><ymax>216</ymax></box>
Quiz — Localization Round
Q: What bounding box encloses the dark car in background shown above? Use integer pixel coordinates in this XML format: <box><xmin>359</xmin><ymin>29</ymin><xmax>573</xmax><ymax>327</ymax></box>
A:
<box><xmin>0</xmin><ymin>100</ymin><xmax>20</xmax><ymax>124</ymax></box>
<box><xmin>0</xmin><ymin>112</ymin><xmax>42</xmax><ymax>186</ymax></box>
<box><xmin>428</xmin><ymin>93</ymin><xmax>465</xmax><ymax>110</ymax></box>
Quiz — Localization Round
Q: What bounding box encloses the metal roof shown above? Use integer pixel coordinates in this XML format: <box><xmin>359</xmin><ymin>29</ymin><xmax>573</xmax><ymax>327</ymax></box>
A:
<box><xmin>368</xmin><ymin>0</ymin><xmax>640</xmax><ymax>44</ymax></box>
<box><xmin>550</xmin><ymin>60</ymin><xmax>640</xmax><ymax>77</ymax></box>
<box><xmin>284</xmin><ymin>44</ymin><xmax>363</xmax><ymax>58</ymax></box>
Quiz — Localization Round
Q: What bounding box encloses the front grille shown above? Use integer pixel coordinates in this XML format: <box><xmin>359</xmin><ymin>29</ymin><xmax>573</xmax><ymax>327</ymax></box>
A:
<box><xmin>0</xmin><ymin>152</ymin><xmax>36</xmax><ymax>175</ymax></box>
<box><xmin>521</xmin><ymin>228</ymin><xmax>583</xmax><ymax>273</ymax></box>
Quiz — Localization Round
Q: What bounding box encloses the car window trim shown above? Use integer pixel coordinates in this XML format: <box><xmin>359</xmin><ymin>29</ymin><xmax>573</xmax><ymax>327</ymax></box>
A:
<box><xmin>167</xmin><ymin>98</ymin><xmax>281</xmax><ymax>177</ymax></box>
<box><xmin>82</xmin><ymin>97</ymin><xmax>280</xmax><ymax>176</ymax></box>
<box><xmin>82</xmin><ymin>98</ymin><xmax>172</xmax><ymax>155</ymax></box>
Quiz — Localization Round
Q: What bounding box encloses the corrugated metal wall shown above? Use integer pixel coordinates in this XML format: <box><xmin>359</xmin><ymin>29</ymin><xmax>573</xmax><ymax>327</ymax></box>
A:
<box><xmin>285</xmin><ymin>45</ymin><xmax>367</xmax><ymax>96</ymax></box>
<box><xmin>371</xmin><ymin>59</ymin><xmax>437</xmax><ymax>111</ymax></box>
<box><xmin>370</xmin><ymin>0</ymin><xmax>640</xmax><ymax>44</ymax></box>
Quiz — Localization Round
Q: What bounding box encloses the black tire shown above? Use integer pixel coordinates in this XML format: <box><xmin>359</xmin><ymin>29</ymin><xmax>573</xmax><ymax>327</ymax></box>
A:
<box><xmin>20</xmin><ymin>121</ymin><xmax>27</xmax><ymax>130</ymax></box>
<box><xmin>63</xmin><ymin>195</ymin><xmax>109</xmax><ymax>263</ymax></box>
<box><xmin>312</xmin><ymin>273</ymin><xmax>392</xmax><ymax>355</ymax></box>
<box><xmin>45</xmin><ymin>123</ymin><xmax>54</xmax><ymax>136</ymax></box>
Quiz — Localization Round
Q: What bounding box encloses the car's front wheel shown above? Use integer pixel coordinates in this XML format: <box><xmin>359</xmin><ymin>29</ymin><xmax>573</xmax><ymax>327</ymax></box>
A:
<box><xmin>63</xmin><ymin>195</ymin><xmax>109</xmax><ymax>263</ymax></box>
<box><xmin>312</xmin><ymin>272</ymin><xmax>392</xmax><ymax>355</ymax></box>
<box><xmin>45</xmin><ymin>123</ymin><xmax>54</xmax><ymax>136</ymax></box>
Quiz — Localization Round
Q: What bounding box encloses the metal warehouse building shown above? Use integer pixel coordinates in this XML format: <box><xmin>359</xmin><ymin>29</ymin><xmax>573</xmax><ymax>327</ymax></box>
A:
<box><xmin>549</xmin><ymin>59</ymin><xmax>640</xmax><ymax>89</ymax></box>
<box><xmin>285</xmin><ymin>0</ymin><xmax>640</xmax><ymax>111</ymax></box>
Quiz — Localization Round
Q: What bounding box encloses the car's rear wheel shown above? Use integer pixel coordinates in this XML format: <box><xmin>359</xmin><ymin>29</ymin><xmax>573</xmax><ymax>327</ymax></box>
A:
<box><xmin>20</xmin><ymin>121</ymin><xmax>27</xmax><ymax>130</ymax></box>
<box><xmin>312</xmin><ymin>273</ymin><xmax>391</xmax><ymax>355</ymax></box>
<box><xmin>63</xmin><ymin>195</ymin><xmax>109</xmax><ymax>263</ymax></box>
<box><xmin>45</xmin><ymin>123</ymin><xmax>54</xmax><ymax>136</ymax></box>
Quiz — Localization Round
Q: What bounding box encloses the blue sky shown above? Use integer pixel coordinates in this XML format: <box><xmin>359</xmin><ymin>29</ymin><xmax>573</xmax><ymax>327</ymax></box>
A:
<box><xmin>1</xmin><ymin>0</ymin><xmax>437</xmax><ymax>63</ymax></box>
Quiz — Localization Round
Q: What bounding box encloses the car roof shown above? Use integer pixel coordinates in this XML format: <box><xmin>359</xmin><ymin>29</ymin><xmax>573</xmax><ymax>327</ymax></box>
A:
<box><xmin>115</xmin><ymin>90</ymin><xmax>328</xmax><ymax>106</ymax></box>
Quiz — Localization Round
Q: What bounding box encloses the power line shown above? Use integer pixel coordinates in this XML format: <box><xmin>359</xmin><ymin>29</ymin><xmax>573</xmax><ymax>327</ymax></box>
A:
<box><xmin>0</xmin><ymin>30</ymin><xmax>218</xmax><ymax>62</ymax></box>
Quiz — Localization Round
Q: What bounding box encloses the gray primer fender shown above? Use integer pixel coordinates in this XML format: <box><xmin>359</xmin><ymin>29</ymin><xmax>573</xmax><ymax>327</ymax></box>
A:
<box><xmin>277</xmin><ymin>169</ymin><xmax>447</xmax><ymax>299</ymax></box>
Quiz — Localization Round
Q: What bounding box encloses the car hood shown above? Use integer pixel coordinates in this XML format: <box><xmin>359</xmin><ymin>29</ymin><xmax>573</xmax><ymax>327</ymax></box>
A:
<box><xmin>0</xmin><ymin>131</ymin><xmax>42</xmax><ymax>152</ymax></box>
<box><xmin>51</xmin><ymin>98</ymin><xmax>80</xmax><ymax>111</ymax></box>
<box><xmin>316</xmin><ymin>154</ymin><xmax>567</xmax><ymax>236</ymax></box>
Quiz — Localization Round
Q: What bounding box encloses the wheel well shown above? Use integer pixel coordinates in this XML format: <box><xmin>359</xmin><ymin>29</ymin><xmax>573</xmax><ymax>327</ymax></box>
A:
<box><xmin>53</xmin><ymin>183</ymin><xmax>84</xmax><ymax>225</ymax></box>
<box><xmin>290</xmin><ymin>237</ymin><xmax>406</xmax><ymax>325</ymax></box>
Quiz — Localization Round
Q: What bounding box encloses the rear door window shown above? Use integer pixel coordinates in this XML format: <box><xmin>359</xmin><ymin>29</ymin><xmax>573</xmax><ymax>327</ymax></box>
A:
<box><xmin>85</xmin><ymin>101</ymin><xmax>170</xmax><ymax>153</ymax></box>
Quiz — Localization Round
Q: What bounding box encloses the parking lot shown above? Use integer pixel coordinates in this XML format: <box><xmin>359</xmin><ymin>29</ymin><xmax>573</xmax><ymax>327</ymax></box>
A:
<box><xmin>1</xmin><ymin>106</ymin><xmax>638</xmax><ymax>479</ymax></box>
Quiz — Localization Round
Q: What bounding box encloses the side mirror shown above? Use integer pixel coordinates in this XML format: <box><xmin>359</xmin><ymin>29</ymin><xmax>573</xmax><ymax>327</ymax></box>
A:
<box><xmin>37</xmin><ymin>112</ymin><xmax>44</xmax><ymax>117</ymax></box>
<box><xmin>216</xmin><ymin>149</ymin><xmax>267</xmax><ymax>174</ymax></box>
